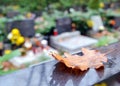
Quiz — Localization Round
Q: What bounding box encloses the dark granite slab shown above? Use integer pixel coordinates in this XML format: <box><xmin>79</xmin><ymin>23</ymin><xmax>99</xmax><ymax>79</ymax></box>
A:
<box><xmin>1</xmin><ymin>42</ymin><xmax>120</xmax><ymax>86</ymax></box>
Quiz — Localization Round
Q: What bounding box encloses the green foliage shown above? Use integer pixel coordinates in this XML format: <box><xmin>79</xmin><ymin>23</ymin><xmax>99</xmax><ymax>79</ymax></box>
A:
<box><xmin>0</xmin><ymin>17</ymin><xmax>7</xmax><ymax>41</ymax></box>
<box><xmin>0</xmin><ymin>0</ymin><xmax>58</xmax><ymax>12</ymax></box>
<box><xmin>96</xmin><ymin>36</ymin><xmax>118</xmax><ymax>47</ymax></box>
<box><xmin>0</xmin><ymin>49</ymin><xmax>21</xmax><ymax>63</ymax></box>
<box><xmin>88</xmin><ymin>0</ymin><xmax>100</xmax><ymax>10</ymax></box>
<box><xmin>106</xmin><ymin>9</ymin><xmax>120</xmax><ymax>17</ymax></box>
<box><xmin>59</xmin><ymin>0</ymin><xmax>74</xmax><ymax>8</ymax></box>
<box><xmin>0</xmin><ymin>0</ymin><xmax>119</xmax><ymax>12</ymax></box>
<box><xmin>35</xmin><ymin>12</ymin><xmax>55</xmax><ymax>35</ymax></box>
<box><xmin>0</xmin><ymin>49</ymin><xmax>21</xmax><ymax>75</ymax></box>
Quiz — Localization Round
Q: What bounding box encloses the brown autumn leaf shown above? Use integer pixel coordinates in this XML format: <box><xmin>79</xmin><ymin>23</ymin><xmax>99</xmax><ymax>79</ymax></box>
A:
<box><xmin>50</xmin><ymin>48</ymin><xmax>108</xmax><ymax>71</ymax></box>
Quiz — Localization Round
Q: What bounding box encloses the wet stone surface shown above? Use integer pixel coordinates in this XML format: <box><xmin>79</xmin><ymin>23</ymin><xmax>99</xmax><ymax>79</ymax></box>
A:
<box><xmin>1</xmin><ymin>42</ymin><xmax>120</xmax><ymax>86</ymax></box>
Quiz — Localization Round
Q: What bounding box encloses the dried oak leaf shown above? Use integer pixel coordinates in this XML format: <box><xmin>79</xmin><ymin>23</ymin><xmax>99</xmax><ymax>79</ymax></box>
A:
<box><xmin>50</xmin><ymin>48</ymin><xmax>107</xmax><ymax>71</ymax></box>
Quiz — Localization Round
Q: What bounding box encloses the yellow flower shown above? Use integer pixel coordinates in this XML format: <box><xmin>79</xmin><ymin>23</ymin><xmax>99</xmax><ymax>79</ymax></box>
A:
<box><xmin>87</xmin><ymin>20</ymin><xmax>94</xmax><ymax>28</ymax></box>
<box><xmin>99</xmin><ymin>2</ymin><xmax>104</xmax><ymax>8</ymax></box>
<box><xmin>11</xmin><ymin>36</ymin><xmax>17</xmax><ymax>44</ymax></box>
<box><xmin>94</xmin><ymin>83</ymin><xmax>107</xmax><ymax>86</ymax></box>
<box><xmin>13</xmin><ymin>5</ymin><xmax>20</xmax><ymax>10</ymax></box>
<box><xmin>16</xmin><ymin>36</ymin><xmax>25</xmax><ymax>46</ymax></box>
<box><xmin>11</xmin><ymin>28</ymin><xmax>20</xmax><ymax>35</ymax></box>
<box><xmin>26</xmin><ymin>12</ymin><xmax>32</xmax><ymax>18</ymax></box>
<box><xmin>4</xmin><ymin>50</ymin><xmax>11</xmax><ymax>54</ymax></box>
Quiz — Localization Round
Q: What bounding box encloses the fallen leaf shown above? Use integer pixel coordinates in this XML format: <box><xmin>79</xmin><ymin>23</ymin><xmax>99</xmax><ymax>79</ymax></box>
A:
<box><xmin>50</xmin><ymin>48</ymin><xmax>107</xmax><ymax>71</ymax></box>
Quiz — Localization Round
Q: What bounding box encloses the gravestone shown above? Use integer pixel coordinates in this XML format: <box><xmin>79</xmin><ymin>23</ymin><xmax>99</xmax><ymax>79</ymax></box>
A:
<box><xmin>6</xmin><ymin>11</ymin><xmax>20</xmax><ymax>18</ymax></box>
<box><xmin>112</xmin><ymin>2</ymin><xmax>120</xmax><ymax>9</ymax></box>
<box><xmin>6</xmin><ymin>19</ymin><xmax>35</xmax><ymax>37</ymax></box>
<box><xmin>1</xmin><ymin>42</ymin><xmax>120</xmax><ymax>86</ymax></box>
<box><xmin>114</xmin><ymin>17</ymin><xmax>120</xmax><ymax>29</ymax></box>
<box><xmin>56</xmin><ymin>17</ymin><xmax>72</xmax><ymax>34</ymax></box>
<box><xmin>50</xmin><ymin>31</ymin><xmax>98</xmax><ymax>53</ymax></box>
<box><xmin>33</xmin><ymin>11</ymin><xmax>42</xmax><ymax>18</ymax></box>
<box><xmin>91</xmin><ymin>15</ymin><xmax>104</xmax><ymax>32</ymax></box>
<box><xmin>104</xmin><ymin>3</ymin><xmax>111</xmax><ymax>10</ymax></box>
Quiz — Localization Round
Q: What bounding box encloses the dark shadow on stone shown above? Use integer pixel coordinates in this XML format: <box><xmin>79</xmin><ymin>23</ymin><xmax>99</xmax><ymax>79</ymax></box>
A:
<box><xmin>49</xmin><ymin>62</ymin><xmax>88</xmax><ymax>86</ymax></box>
<box><xmin>95</xmin><ymin>66</ymin><xmax>104</xmax><ymax>78</ymax></box>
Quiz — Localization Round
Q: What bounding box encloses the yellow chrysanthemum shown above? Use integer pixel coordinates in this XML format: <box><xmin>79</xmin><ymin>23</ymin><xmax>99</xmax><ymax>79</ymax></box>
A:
<box><xmin>4</xmin><ymin>50</ymin><xmax>11</xmax><ymax>54</ymax></box>
<box><xmin>16</xmin><ymin>36</ymin><xmax>25</xmax><ymax>46</ymax></box>
<box><xmin>13</xmin><ymin>5</ymin><xmax>19</xmax><ymax>10</ymax></box>
<box><xmin>26</xmin><ymin>12</ymin><xmax>32</xmax><ymax>18</ymax></box>
<box><xmin>87</xmin><ymin>20</ymin><xmax>94</xmax><ymax>28</ymax></box>
<box><xmin>11</xmin><ymin>28</ymin><xmax>20</xmax><ymax>35</ymax></box>
<box><xmin>94</xmin><ymin>82</ymin><xmax>107</xmax><ymax>86</ymax></box>
<box><xmin>11</xmin><ymin>37</ymin><xmax>17</xmax><ymax>44</ymax></box>
<box><xmin>99</xmin><ymin>2</ymin><xmax>104</xmax><ymax>8</ymax></box>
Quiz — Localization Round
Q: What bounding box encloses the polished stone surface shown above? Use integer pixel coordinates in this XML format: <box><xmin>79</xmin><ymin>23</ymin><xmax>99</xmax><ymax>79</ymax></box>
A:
<box><xmin>1</xmin><ymin>42</ymin><xmax>120</xmax><ymax>86</ymax></box>
<box><xmin>95</xmin><ymin>72</ymin><xmax>120</xmax><ymax>86</ymax></box>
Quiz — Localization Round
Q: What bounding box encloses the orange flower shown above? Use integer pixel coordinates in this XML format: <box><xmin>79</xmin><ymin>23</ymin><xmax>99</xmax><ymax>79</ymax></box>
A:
<box><xmin>109</xmin><ymin>20</ymin><xmax>116</xmax><ymax>26</ymax></box>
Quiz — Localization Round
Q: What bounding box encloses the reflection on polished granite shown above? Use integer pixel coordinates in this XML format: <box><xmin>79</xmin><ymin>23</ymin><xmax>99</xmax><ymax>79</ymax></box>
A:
<box><xmin>1</xmin><ymin>42</ymin><xmax>120</xmax><ymax>86</ymax></box>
